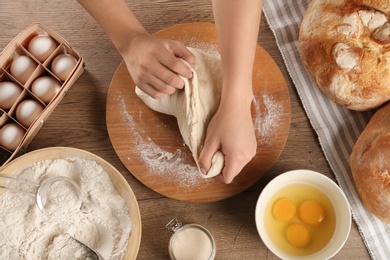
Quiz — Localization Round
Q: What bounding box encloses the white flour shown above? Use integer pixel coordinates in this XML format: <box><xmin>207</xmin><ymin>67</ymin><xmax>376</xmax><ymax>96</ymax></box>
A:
<box><xmin>254</xmin><ymin>92</ymin><xmax>283</xmax><ymax>147</ymax></box>
<box><xmin>188</xmin><ymin>41</ymin><xmax>221</xmax><ymax>58</ymax></box>
<box><xmin>119</xmin><ymin>96</ymin><xmax>208</xmax><ymax>189</ymax></box>
<box><xmin>0</xmin><ymin>157</ymin><xmax>132</xmax><ymax>260</ymax></box>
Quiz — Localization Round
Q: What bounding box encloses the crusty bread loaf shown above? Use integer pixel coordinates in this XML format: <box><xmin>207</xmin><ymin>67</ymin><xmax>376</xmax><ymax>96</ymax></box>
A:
<box><xmin>350</xmin><ymin>102</ymin><xmax>390</xmax><ymax>223</ymax></box>
<box><xmin>299</xmin><ymin>0</ymin><xmax>390</xmax><ymax>111</ymax></box>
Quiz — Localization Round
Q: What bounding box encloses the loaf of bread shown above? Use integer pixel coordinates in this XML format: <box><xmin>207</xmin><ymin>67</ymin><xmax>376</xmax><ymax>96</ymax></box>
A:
<box><xmin>350</xmin><ymin>102</ymin><xmax>390</xmax><ymax>223</ymax></box>
<box><xmin>299</xmin><ymin>0</ymin><xmax>390</xmax><ymax>111</ymax></box>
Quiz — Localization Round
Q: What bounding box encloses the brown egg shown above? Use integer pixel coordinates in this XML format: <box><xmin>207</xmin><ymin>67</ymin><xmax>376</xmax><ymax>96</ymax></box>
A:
<box><xmin>0</xmin><ymin>81</ymin><xmax>23</xmax><ymax>110</ymax></box>
<box><xmin>28</xmin><ymin>35</ymin><xmax>58</xmax><ymax>62</ymax></box>
<box><xmin>10</xmin><ymin>55</ymin><xmax>37</xmax><ymax>84</ymax></box>
<box><xmin>0</xmin><ymin>123</ymin><xmax>25</xmax><ymax>151</ymax></box>
<box><xmin>51</xmin><ymin>54</ymin><xmax>77</xmax><ymax>81</ymax></box>
<box><xmin>16</xmin><ymin>99</ymin><xmax>44</xmax><ymax>128</ymax></box>
<box><xmin>31</xmin><ymin>76</ymin><xmax>61</xmax><ymax>103</ymax></box>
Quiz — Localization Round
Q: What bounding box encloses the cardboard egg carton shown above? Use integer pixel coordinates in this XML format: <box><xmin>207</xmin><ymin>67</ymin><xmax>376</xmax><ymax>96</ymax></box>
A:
<box><xmin>0</xmin><ymin>23</ymin><xmax>84</xmax><ymax>167</ymax></box>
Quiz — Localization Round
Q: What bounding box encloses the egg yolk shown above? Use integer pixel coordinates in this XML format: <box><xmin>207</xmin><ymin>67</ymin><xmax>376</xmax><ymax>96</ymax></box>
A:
<box><xmin>286</xmin><ymin>223</ymin><xmax>311</xmax><ymax>247</ymax></box>
<box><xmin>299</xmin><ymin>200</ymin><xmax>325</xmax><ymax>226</ymax></box>
<box><xmin>273</xmin><ymin>198</ymin><xmax>297</xmax><ymax>222</ymax></box>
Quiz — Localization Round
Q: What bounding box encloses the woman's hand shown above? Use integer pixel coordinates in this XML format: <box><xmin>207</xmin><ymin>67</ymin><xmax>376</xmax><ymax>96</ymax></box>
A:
<box><xmin>123</xmin><ymin>34</ymin><xmax>195</xmax><ymax>99</ymax></box>
<box><xmin>200</xmin><ymin>0</ymin><xmax>261</xmax><ymax>183</ymax></box>
<box><xmin>77</xmin><ymin>0</ymin><xmax>195</xmax><ymax>99</ymax></box>
<box><xmin>198</xmin><ymin>95</ymin><xmax>257</xmax><ymax>184</ymax></box>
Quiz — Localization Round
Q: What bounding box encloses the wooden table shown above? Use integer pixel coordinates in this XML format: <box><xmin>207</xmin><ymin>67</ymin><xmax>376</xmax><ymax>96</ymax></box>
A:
<box><xmin>0</xmin><ymin>1</ymin><xmax>370</xmax><ymax>259</ymax></box>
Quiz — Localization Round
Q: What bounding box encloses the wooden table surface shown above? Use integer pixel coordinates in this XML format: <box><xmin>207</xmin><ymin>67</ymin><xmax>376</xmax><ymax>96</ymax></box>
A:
<box><xmin>0</xmin><ymin>1</ymin><xmax>370</xmax><ymax>259</ymax></box>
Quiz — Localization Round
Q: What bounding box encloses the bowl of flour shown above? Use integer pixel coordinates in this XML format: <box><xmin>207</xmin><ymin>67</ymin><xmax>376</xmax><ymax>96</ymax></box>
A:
<box><xmin>0</xmin><ymin>147</ymin><xmax>141</xmax><ymax>260</ymax></box>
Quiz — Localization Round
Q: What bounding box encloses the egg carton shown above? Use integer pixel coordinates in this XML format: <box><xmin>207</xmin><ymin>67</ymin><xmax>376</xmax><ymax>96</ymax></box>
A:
<box><xmin>0</xmin><ymin>23</ymin><xmax>84</xmax><ymax>168</ymax></box>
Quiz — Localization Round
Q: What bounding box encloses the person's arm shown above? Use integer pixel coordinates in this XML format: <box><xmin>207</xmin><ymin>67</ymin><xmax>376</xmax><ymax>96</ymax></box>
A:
<box><xmin>198</xmin><ymin>0</ymin><xmax>262</xmax><ymax>183</ymax></box>
<box><xmin>77</xmin><ymin>0</ymin><xmax>195</xmax><ymax>98</ymax></box>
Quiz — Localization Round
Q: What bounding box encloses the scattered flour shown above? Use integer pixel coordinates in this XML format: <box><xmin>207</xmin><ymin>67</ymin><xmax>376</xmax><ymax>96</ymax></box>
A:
<box><xmin>254</xmin><ymin>93</ymin><xmax>283</xmax><ymax>147</ymax></box>
<box><xmin>119</xmin><ymin>95</ymin><xmax>209</xmax><ymax>189</ymax></box>
<box><xmin>187</xmin><ymin>41</ymin><xmax>221</xmax><ymax>58</ymax></box>
<box><xmin>0</xmin><ymin>157</ymin><xmax>132</xmax><ymax>260</ymax></box>
<box><xmin>118</xmin><ymin>89</ymin><xmax>282</xmax><ymax>188</ymax></box>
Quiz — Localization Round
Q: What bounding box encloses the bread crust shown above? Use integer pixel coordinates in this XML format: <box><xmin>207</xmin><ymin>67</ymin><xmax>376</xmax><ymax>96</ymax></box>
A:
<box><xmin>350</xmin><ymin>102</ymin><xmax>390</xmax><ymax>223</ymax></box>
<box><xmin>299</xmin><ymin>0</ymin><xmax>390</xmax><ymax>111</ymax></box>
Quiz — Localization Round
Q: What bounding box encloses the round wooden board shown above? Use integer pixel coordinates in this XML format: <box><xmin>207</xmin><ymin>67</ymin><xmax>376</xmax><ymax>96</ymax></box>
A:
<box><xmin>0</xmin><ymin>147</ymin><xmax>141</xmax><ymax>260</ymax></box>
<box><xmin>106</xmin><ymin>22</ymin><xmax>291</xmax><ymax>202</ymax></box>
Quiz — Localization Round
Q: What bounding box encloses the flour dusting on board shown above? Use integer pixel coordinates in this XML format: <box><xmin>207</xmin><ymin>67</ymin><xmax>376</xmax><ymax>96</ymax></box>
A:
<box><xmin>188</xmin><ymin>40</ymin><xmax>220</xmax><ymax>58</ymax></box>
<box><xmin>254</xmin><ymin>93</ymin><xmax>283</xmax><ymax>147</ymax></box>
<box><xmin>118</xmin><ymin>95</ymin><xmax>209</xmax><ymax>188</ymax></box>
<box><xmin>118</xmin><ymin>89</ymin><xmax>282</xmax><ymax>188</ymax></box>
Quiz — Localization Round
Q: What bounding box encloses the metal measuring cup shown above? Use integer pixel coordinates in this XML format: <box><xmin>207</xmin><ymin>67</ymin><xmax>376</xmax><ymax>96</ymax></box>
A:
<box><xmin>0</xmin><ymin>173</ymin><xmax>83</xmax><ymax>214</ymax></box>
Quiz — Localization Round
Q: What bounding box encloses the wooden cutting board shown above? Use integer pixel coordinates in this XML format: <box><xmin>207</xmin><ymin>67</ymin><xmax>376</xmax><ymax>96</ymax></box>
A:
<box><xmin>106</xmin><ymin>22</ymin><xmax>291</xmax><ymax>202</ymax></box>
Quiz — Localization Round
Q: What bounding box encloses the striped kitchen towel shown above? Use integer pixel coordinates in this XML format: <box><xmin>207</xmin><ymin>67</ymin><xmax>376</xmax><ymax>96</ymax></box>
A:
<box><xmin>262</xmin><ymin>1</ymin><xmax>389</xmax><ymax>259</ymax></box>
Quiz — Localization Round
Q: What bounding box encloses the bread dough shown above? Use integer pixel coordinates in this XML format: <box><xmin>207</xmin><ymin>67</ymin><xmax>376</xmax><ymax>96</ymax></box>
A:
<box><xmin>299</xmin><ymin>0</ymin><xmax>390</xmax><ymax>111</ymax></box>
<box><xmin>135</xmin><ymin>47</ymin><xmax>224</xmax><ymax>178</ymax></box>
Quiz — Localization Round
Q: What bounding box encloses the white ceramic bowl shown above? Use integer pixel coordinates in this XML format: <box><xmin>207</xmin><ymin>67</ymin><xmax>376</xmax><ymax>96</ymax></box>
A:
<box><xmin>255</xmin><ymin>169</ymin><xmax>351</xmax><ymax>260</ymax></box>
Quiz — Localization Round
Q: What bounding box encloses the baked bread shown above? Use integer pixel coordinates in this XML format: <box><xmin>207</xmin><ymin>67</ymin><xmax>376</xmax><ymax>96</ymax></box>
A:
<box><xmin>350</xmin><ymin>102</ymin><xmax>390</xmax><ymax>223</ymax></box>
<box><xmin>299</xmin><ymin>0</ymin><xmax>390</xmax><ymax>111</ymax></box>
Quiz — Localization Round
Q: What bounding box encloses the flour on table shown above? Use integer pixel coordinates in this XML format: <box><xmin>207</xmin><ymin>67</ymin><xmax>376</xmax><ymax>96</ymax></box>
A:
<box><xmin>0</xmin><ymin>157</ymin><xmax>132</xmax><ymax>260</ymax></box>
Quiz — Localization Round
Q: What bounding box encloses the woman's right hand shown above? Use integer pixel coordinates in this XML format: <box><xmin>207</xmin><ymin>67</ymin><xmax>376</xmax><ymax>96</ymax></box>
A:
<box><xmin>123</xmin><ymin>34</ymin><xmax>195</xmax><ymax>99</ymax></box>
<box><xmin>77</xmin><ymin>0</ymin><xmax>194</xmax><ymax>99</ymax></box>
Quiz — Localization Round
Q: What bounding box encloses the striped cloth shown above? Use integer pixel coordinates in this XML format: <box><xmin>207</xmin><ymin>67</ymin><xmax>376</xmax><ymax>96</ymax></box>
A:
<box><xmin>262</xmin><ymin>1</ymin><xmax>389</xmax><ymax>259</ymax></box>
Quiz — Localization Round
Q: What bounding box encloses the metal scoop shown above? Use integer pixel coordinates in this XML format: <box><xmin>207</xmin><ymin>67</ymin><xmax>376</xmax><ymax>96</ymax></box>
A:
<box><xmin>69</xmin><ymin>222</ymin><xmax>114</xmax><ymax>260</ymax></box>
<box><xmin>0</xmin><ymin>173</ymin><xmax>82</xmax><ymax>213</ymax></box>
